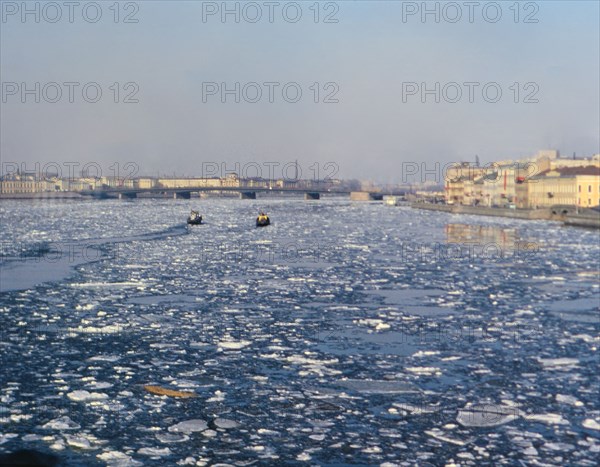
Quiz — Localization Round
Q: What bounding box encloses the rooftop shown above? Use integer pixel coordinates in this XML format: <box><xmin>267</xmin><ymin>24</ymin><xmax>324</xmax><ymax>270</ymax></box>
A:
<box><xmin>535</xmin><ymin>166</ymin><xmax>600</xmax><ymax>178</ymax></box>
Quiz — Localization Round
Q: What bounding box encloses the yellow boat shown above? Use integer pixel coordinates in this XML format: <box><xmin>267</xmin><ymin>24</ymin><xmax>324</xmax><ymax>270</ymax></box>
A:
<box><xmin>256</xmin><ymin>213</ymin><xmax>270</xmax><ymax>227</ymax></box>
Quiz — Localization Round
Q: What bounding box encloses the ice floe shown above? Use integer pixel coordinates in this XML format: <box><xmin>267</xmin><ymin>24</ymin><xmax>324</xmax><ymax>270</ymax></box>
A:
<box><xmin>582</xmin><ymin>419</ymin><xmax>600</xmax><ymax>431</ymax></box>
<box><xmin>425</xmin><ymin>429</ymin><xmax>471</xmax><ymax>446</ymax></box>
<box><xmin>213</xmin><ymin>418</ymin><xmax>239</xmax><ymax>429</ymax></box>
<box><xmin>168</xmin><ymin>419</ymin><xmax>208</xmax><ymax>434</ymax></box>
<box><xmin>137</xmin><ymin>447</ymin><xmax>172</xmax><ymax>456</ymax></box>
<box><xmin>555</xmin><ymin>394</ymin><xmax>584</xmax><ymax>407</ymax></box>
<box><xmin>405</xmin><ymin>366</ymin><xmax>442</xmax><ymax>376</ymax></box>
<box><xmin>42</xmin><ymin>416</ymin><xmax>81</xmax><ymax>430</ymax></box>
<box><xmin>156</xmin><ymin>433</ymin><xmax>190</xmax><ymax>444</ymax></box>
<box><xmin>97</xmin><ymin>450</ymin><xmax>142</xmax><ymax>466</ymax></box>
<box><xmin>526</xmin><ymin>413</ymin><xmax>569</xmax><ymax>425</ymax></box>
<box><xmin>457</xmin><ymin>404</ymin><xmax>520</xmax><ymax>427</ymax></box>
<box><xmin>218</xmin><ymin>339</ymin><xmax>251</xmax><ymax>350</ymax></box>
<box><xmin>354</xmin><ymin>318</ymin><xmax>391</xmax><ymax>331</ymax></box>
<box><xmin>67</xmin><ymin>390</ymin><xmax>109</xmax><ymax>402</ymax></box>
<box><xmin>64</xmin><ymin>434</ymin><xmax>94</xmax><ymax>450</ymax></box>
<box><xmin>537</xmin><ymin>357</ymin><xmax>580</xmax><ymax>370</ymax></box>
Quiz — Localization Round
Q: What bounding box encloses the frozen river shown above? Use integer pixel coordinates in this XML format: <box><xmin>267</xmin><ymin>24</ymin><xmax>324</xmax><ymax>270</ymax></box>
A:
<box><xmin>1</xmin><ymin>198</ymin><xmax>599</xmax><ymax>466</ymax></box>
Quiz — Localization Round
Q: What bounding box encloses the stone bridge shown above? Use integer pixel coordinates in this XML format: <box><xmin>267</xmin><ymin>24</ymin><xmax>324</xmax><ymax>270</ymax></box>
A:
<box><xmin>80</xmin><ymin>186</ymin><xmax>403</xmax><ymax>201</ymax></box>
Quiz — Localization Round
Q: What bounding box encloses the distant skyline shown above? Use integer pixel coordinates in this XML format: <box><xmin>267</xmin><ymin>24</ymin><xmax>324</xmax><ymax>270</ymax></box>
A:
<box><xmin>1</xmin><ymin>1</ymin><xmax>599</xmax><ymax>183</ymax></box>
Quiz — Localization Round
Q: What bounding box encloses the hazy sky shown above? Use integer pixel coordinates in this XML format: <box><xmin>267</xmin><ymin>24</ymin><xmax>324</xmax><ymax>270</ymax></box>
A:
<box><xmin>1</xmin><ymin>1</ymin><xmax>599</xmax><ymax>182</ymax></box>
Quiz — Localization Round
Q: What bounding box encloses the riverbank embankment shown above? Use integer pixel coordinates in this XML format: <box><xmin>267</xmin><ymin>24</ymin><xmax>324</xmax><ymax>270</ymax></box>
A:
<box><xmin>411</xmin><ymin>203</ymin><xmax>600</xmax><ymax>229</ymax></box>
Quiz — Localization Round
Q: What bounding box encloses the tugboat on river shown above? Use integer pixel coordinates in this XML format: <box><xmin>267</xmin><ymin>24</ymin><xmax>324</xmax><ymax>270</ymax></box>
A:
<box><xmin>187</xmin><ymin>210</ymin><xmax>203</xmax><ymax>225</ymax></box>
<box><xmin>256</xmin><ymin>212</ymin><xmax>270</xmax><ymax>227</ymax></box>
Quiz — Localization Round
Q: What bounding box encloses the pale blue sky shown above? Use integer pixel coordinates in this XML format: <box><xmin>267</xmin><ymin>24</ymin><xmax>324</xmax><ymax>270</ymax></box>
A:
<box><xmin>1</xmin><ymin>1</ymin><xmax>599</xmax><ymax>181</ymax></box>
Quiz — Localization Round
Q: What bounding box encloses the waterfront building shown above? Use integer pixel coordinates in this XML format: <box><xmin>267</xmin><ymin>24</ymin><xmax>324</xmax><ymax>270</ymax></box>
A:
<box><xmin>0</xmin><ymin>174</ymin><xmax>52</xmax><ymax>194</ymax></box>
<box><xmin>476</xmin><ymin>164</ymin><xmax>519</xmax><ymax>207</ymax></box>
<box><xmin>157</xmin><ymin>177</ymin><xmax>228</xmax><ymax>189</ymax></box>
<box><xmin>444</xmin><ymin>150</ymin><xmax>600</xmax><ymax>208</ymax></box>
<box><xmin>526</xmin><ymin>166</ymin><xmax>600</xmax><ymax>208</ymax></box>
<box><xmin>63</xmin><ymin>177</ymin><xmax>103</xmax><ymax>191</ymax></box>
<box><xmin>444</xmin><ymin>164</ymin><xmax>489</xmax><ymax>205</ymax></box>
<box><xmin>134</xmin><ymin>178</ymin><xmax>156</xmax><ymax>189</ymax></box>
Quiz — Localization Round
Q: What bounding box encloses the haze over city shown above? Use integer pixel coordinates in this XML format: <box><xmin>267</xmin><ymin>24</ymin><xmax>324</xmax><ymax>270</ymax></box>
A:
<box><xmin>2</xmin><ymin>1</ymin><xmax>599</xmax><ymax>182</ymax></box>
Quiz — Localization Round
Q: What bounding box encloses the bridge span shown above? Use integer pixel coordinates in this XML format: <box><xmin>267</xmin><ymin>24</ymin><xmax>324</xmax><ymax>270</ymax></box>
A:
<box><xmin>80</xmin><ymin>186</ymin><xmax>404</xmax><ymax>201</ymax></box>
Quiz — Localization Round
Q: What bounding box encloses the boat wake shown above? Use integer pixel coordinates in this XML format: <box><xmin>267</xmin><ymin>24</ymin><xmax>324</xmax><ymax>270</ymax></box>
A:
<box><xmin>0</xmin><ymin>225</ymin><xmax>188</xmax><ymax>293</ymax></box>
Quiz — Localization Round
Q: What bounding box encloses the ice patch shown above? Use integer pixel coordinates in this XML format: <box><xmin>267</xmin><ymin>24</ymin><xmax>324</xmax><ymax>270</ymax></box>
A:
<box><xmin>218</xmin><ymin>340</ymin><xmax>251</xmax><ymax>350</ymax></box>
<box><xmin>0</xmin><ymin>433</ymin><xmax>18</xmax><ymax>445</ymax></box>
<box><xmin>413</xmin><ymin>351</ymin><xmax>440</xmax><ymax>357</ymax></box>
<box><xmin>65</xmin><ymin>435</ymin><xmax>93</xmax><ymax>450</ymax></box>
<box><xmin>137</xmin><ymin>447</ymin><xmax>172</xmax><ymax>456</ymax></box>
<box><xmin>542</xmin><ymin>442</ymin><xmax>575</xmax><ymax>451</ymax></box>
<box><xmin>206</xmin><ymin>390</ymin><xmax>225</xmax><ymax>402</ymax></box>
<box><xmin>523</xmin><ymin>446</ymin><xmax>538</xmax><ymax>456</ymax></box>
<box><xmin>555</xmin><ymin>394</ymin><xmax>583</xmax><ymax>407</ymax></box>
<box><xmin>97</xmin><ymin>450</ymin><xmax>142</xmax><ymax>466</ymax></box>
<box><xmin>156</xmin><ymin>433</ymin><xmax>190</xmax><ymax>444</ymax></box>
<box><xmin>67</xmin><ymin>325</ymin><xmax>125</xmax><ymax>335</ymax></box>
<box><xmin>296</xmin><ymin>452</ymin><xmax>311</xmax><ymax>461</ymax></box>
<box><xmin>72</xmin><ymin>281</ymin><xmax>146</xmax><ymax>288</ymax></box>
<box><xmin>355</xmin><ymin>319</ymin><xmax>391</xmax><ymax>331</ymax></box>
<box><xmin>457</xmin><ymin>405</ymin><xmax>519</xmax><ymax>427</ymax></box>
<box><xmin>527</xmin><ymin>413</ymin><xmax>569</xmax><ymax>425</ymax></box>
<box><xmin>425</xmin><ymin>429</ymin><xmax>470</xmax><ymax>446</ymax></box>
<box><xmin>582</xmin><ymin>419</ymin><xmax>600</xmax><ymax>431</ymax></box>
<box><xmin>571</xmin><ymin>334</ymin><xmax>599</xmax><ymax>343</ymax></box>
<box><xmin>168</xmin><ymin>419</ymin><xmax>208</xmax><ymax>434</ymax></box>
<box><xmin>88</xmin><ymin>355</ymin><xmax>121</xmax><ymax>362</ymax></box>
<box><xmin>67</xmin><ymin>390</ymin><xmax>109</xmax><ymax>402</ymax></box>
<box><xmin>537</xmin><ymin>357</ymin><xmax>579</xmax><ymax>370</ymax></box>
<box><xmin>405</xmin><ymin>367</ymin><xmax>441</xmax><ymax>376</ymax></box>
<box><xmin>42</xmin><ymin>416</ymin><xmax>81</xmax><ymax>430</ymax></box>
<box><xmin>86</xmin><ymin>382</ymin><xmax>113</xmax><ymax>390</ymax></box>
<box><xmin>213</xmin><ymin>418</ymin><xmax>239</xmax><ymax>429</ymax></box>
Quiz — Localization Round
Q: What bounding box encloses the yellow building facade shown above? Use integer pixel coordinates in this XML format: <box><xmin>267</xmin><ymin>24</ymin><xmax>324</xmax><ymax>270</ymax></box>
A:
<box><xmin>575</xmin><ymin>175</ymin><xmax>600</xmax><ymax>208</ymax></box>
<box><xmin>526</xmin><ymin>167</ymin><xmax>600</xmax><ymax>208</ymax></box>
<box><xmin>157</xmin><ymin>178</ymin><xmax>228</xmax><ymax>189</ymax></box>
<box><xmin>0</xmin><ymin>176</ymin><xmax>51</xmax><ymax>194</ymax></box>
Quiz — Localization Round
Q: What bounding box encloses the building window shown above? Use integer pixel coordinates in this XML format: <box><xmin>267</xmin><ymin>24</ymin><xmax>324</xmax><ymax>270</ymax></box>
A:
<box><xmin>589</xmin><ymin>185</ymin><xmax>592</xmax><ymax>193</ymax></box>
<box><xmin>589</xmin><ymin>199</ymin><xmax>592</xmax><ymax>205</ymax></box>
<box><xmin>579</xmin><ymin>185</ymin><xmax>581</xmax><ymax>192</ymax></box>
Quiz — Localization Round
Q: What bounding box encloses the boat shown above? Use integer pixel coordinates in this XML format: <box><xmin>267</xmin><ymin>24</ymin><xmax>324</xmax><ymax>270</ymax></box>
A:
<box><xmin>256</xmin><ymin>212</ymin><xmax>270</xmax><ymax>227</ymax></box>
<box><xmin>384</xmin><ymin>195</ymin><xmax>403</xmax><ymax>206</ymax></box>
<box><xmin>187</xmin><ymin>210</ymin><xmax>202</xmax><ymax>225</ymax></box>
